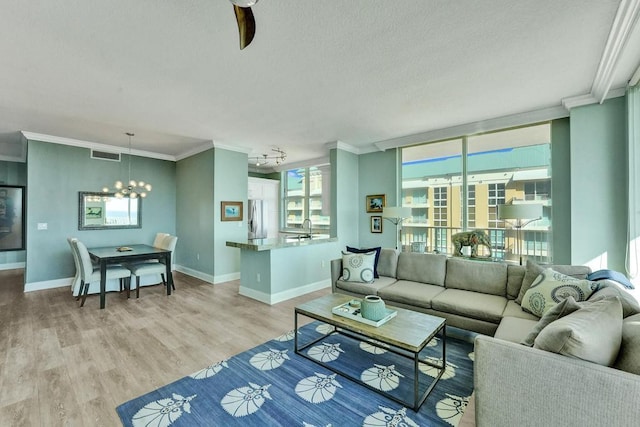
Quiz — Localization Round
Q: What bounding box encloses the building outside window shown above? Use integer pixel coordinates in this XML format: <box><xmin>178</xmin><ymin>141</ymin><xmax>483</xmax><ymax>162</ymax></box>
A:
<box><xmin>401</xmin><ymin>123</ymin><xmax>552</xmax><ymax>262</ymax></box>
<box><xmin>283</xmin><ymin>166</ymin><xmax>330</xmax><ymax>232</ymax></box>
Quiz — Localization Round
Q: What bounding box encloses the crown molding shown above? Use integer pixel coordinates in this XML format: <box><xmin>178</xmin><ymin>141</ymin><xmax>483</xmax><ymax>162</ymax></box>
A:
<box><xmin>324</xmin><ymin>140</ymin><xmax>360</xmax><ymax>155</ymax></box>
<box><xmin>372</xmin><ymin>105</ymin><xmax>568</xmax><ymax>152</ymax></box>
<box><xmin>212</xmin><ymin>142</ymin><xmax>252</xmax><ymax>154</ymax></box>
<box><xmin>21</xmin><ymin>131</ymin><xmax>176</xmax><ymax>161</ymax></box>
<box><xmin>562</xmin><ymin>86</ymin><xmax>628</xmax><ymax>110</ymax></box>
<box><xmin>174</xmin><ymin>141</ymin><xmax>215</xmax><ymax>161</ymax></box>
<box><xmin>592</xmin><ymin>0</ymin><xmax>640</xmax><ymax>102</ymax></box>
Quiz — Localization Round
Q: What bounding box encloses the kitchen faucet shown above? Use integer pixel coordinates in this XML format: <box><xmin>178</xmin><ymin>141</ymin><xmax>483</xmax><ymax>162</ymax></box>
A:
<box><xmin>301</xmin><ymin>218</ymin><xmax>312</xmax><ymax>238</ymax></box>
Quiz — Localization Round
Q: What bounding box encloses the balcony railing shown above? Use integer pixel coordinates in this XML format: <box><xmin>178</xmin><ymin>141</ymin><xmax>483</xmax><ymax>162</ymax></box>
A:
<box><xmin>401</xmin><ymin>226</ymin><xmax>552</xmax><ymax>264</ymax></box>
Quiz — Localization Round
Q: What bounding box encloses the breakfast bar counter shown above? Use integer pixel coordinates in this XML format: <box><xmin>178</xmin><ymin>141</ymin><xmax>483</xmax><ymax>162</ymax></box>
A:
<box><xmin>226</xmin><ymin>235</ymin><xmax>338</xmax><ymax>305</ymax></box>
<box><xmin>226</xmin><ymin>234</ymin><xmax>337</xmax><ymax>251</ymax></box>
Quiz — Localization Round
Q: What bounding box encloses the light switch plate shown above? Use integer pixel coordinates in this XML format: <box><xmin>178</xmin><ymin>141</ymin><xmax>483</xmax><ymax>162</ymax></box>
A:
<box><xmin>37</xmin><ymin>223</ymin><xmax>48</xmax><ymax>230</ymax></box>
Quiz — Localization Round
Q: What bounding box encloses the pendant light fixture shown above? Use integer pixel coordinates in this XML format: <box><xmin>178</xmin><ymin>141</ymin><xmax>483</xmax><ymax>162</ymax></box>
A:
<box><xmin>102</xmin><ymin>132</ymin><xmax>152</xmax><ymax>199</ymax></box>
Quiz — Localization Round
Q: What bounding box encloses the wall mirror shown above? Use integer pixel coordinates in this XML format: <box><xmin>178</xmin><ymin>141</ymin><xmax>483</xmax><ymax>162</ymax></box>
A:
<box><xmin>78</xmin><ymin>191</ymin><xmax>142</xmax><ymax>230</ymax></box>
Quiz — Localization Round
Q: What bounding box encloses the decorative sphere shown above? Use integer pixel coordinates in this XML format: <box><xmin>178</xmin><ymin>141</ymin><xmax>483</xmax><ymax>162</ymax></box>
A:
<box><xmin>140</xmin><ymin>192</ymin><xmax>147</xmax><ymax>198</ymax></box>
<box><xmin>115</xmin><ymin>181</ymin><xmax>123</xmax><ymax>189</ymax></box>
<box><xmin>130</xmin><ymin>192</ymin><xmax>138</xmax><ymax>199</ymax></box>
<box><xmin>115</xmin><ymin>192</ymin><xmax>123</xmax><ymax>199</ymax></box>
<box><xmin>102</xmin><ymin>187</ymin><xmax>109</xmax><ymax>193</ymax></box>
<box><xmin>145</xmin><ymin>184</ymin><xmax>152</xmax><ymax>191</ymax></box>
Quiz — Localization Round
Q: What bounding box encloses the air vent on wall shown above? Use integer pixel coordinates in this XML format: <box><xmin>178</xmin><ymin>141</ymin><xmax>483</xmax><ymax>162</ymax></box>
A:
<box><xmin>91</xmin><ymin>150</ymin><xmax>121</xmax><ymax>162</ymax></box>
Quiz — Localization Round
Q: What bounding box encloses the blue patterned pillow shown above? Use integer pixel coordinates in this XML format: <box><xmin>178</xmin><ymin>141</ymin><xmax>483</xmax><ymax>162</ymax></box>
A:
<box><xmin>341</xmin><ymin>251</ymin><xmax>376</xmax><ymax>283</ymax></box>
<box><xmin>346</xmin><ymin>246</ymin><xmax>381</xmax><ymax>278</ymax></box>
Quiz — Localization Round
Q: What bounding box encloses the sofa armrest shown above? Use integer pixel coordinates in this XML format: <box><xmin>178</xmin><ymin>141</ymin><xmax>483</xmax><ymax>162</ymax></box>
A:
<box><xmin>330</xmin><ymin>258</ymin><xmax>342</xmax><ymax>293</ymax></box>
<box><xmin>474</xmin><ymin>335</ymin><xmax>640</xmax><ymax>427</ymax></box>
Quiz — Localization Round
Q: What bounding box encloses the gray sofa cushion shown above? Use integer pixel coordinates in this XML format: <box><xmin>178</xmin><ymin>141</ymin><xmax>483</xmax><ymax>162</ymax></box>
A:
<box><xmin>494</xmin><ymin>316</ymin><xmax>538</xmax><ymax>343</ymax></box>
<box><xmin>377</xmin><ymin>248</ymin><xmax>399</xmax><ymax>278</ymax></box>
<box><xmin>336</xmin><ymin>276</ymin><xmax>396</xmax><ymax>295</ymax></box>
<box><xmin>521</xmin><ymin>296</ymin><xmax>582</xmax><ymax>347</ymax></box>
<box><xmin>445</xmin><ymin>257</ymin><xmax>507</xmax><ymax>297</ymax></box>
<box><xmin>614</xmin><ymin>313</ymin><xmax>640</xmax><ymax>374</ymax></box>
<box><xmin>516</xmin><ymin>260</ymin><xmax>591</xmax><ymax>304</ymax></box>
<box><xmin>502</xmin><ymin>300</ymin><xmax>539</xmax><ymax>320</ymax></box>
<box><xmin>377</xmin><ymin>280</ymin><xmax>446</xmax><ymax>310</ymax></box>
<box><xmin>590</xmin><ymin>283</ymin><xmax>640</xmax><ymax>318</ymax></box>
<box><xmin>534</xmin><ymin>296</ymin><xmax>623</xmax><ymax>366</ymax></box>
<box><xmin>396</xmin><ymin>252</ymin><xmax>447</xmax><ymax>286</ymax></box>
<box><xmin>506</xmin><ymin>264</ymin><xmax>525</xmax><ymax>300</ymax></box>
<box><xmin>431</xmin><ymin>289</ymin><xmax>507</xmax><ymax>323</ymax></box>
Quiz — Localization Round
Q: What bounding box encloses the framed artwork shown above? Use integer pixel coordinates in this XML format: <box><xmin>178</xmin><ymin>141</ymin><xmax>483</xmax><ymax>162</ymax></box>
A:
<box><xmin>0</xmin><ymin>185</ymin><xmax>25</xmax><ymax>251</ymax></box>
<box><xmin>366</xmin><ymin>194</ymin><xmax>385</xmax><ymax>213</ymax></box>
<box><xmin>221</xmin><ymin>201</ymin><xmax>243</xmax><ymax>221</ymax></box>
<box><xmin>370</xmin><ymin>216</ymin><xmax>383</xmax><ymax>233</ymax></box>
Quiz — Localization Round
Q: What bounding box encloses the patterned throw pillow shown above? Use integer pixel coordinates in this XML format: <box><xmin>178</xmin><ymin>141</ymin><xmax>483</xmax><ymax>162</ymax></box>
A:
<box><xmin>341</xmin><ymin>251</ymin><xmax>376</xmax><ymax>283</ymax></box>
<box><xmin>521</xmin><ymin>268</ymin><xmax>599</xmax><ymax>317</ymax></box>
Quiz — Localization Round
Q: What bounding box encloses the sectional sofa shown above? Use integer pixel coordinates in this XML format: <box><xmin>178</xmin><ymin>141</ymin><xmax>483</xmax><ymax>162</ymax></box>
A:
<box><xmin>330</xmin><ymin>248</ymin><xmax>640</xmax><ymax>426</ymax></box>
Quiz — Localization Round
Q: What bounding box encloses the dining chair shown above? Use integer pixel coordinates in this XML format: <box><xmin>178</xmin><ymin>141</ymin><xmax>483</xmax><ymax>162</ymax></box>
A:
<box><xmin>153</xmin><ymin>232</ymin><xmax>170</xmax><ymax>248</ymax></box>
<box><xmin>72</xmin><ymin>239</ymin><xmax>133</xmax><ymax>307</ymax></box>
<box><xmin>127</xmin><ymin>235</ymin><xmax>178</xmax><ymax>298</ymax></box>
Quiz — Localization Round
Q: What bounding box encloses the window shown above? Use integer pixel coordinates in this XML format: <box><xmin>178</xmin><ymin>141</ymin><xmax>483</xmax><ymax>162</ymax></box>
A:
<box><xmin>401</xmin><ymin>123</ymin><xmax>552</xmax><ymax>262</ymax></box>
<box><xmin>467</xmin><ymin>185</ymin><xmax>476</xmax><ymax>228</ymax></box>
<box><xmin>283</xmin><ymin>166</ymin><xmax>330</xmax><ymax>232</ymax></box>
<box><xmin>524</xmin><ymin>180</ymin><xmax>550</xmax><ymax>201</ymax></box>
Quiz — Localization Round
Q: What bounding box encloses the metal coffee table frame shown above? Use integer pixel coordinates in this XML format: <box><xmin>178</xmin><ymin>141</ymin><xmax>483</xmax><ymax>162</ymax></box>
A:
<box><xmin>294</xmin><ymin>304</ymin><xmax>446</xmax><ymax>411</ymax></box>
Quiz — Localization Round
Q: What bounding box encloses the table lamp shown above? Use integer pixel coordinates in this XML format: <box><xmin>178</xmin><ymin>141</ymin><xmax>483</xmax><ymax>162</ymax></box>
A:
<box><xmin>382</xmin><ymin>206</ymin><xmax>412</xmax><ymax>250</ymax></box>
<box><xmin>498</xmin><ymin>203</ymin><xmax>543</xmax><ymax>265</ymax></box>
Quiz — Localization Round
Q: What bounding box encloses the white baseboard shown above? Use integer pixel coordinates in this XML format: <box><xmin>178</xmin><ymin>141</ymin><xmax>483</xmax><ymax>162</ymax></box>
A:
<box><xmin>25</xmin><ymin>277</ymin><xmax>72</xmax><ymax>293</ymax></box>
<box><xmin>174</xmin><ymin>264</ymin><xmax>240</xmax><ymax>285</ymax></box>
<box><xmin>214</xmin><ymin>271</ymin><xmax>240</xmax><ymax>284</ymax></box>
<box><xmin>239</xmin><ymin>279</ymin><xmax>331</xmax><ymax>305</ymax></box>
<box><xmin>0</xmin><ymin>262</ymin><xmax>25</xmax><ymax>271</ymax></box>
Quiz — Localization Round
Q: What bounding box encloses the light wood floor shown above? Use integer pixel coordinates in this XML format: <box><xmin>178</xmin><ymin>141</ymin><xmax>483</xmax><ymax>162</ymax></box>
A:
<box><xmin>0</xmin><ymin>269</ymin><xmax>330</xmax><ymax>426</ymax></box>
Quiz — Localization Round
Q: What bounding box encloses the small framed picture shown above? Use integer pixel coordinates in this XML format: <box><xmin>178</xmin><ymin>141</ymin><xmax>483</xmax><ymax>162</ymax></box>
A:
<box><xmin>366</xmin><ymin>194</ymin><xmax>385</xmax><ymax>213</ymax></box>
<box><xmin>370</xmin><ymin>216</ymin><xmax>382</xmax><ymax>233</ymax></box>
<box><xmin>221</xmin><ymin>201</ymin><xmax>243</xmax><ymax>221</ymax></box>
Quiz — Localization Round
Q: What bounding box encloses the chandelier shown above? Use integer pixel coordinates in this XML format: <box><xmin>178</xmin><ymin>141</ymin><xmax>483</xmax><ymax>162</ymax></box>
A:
<box><xmin>251</xmin><ymin>147</ymin><xmax>287</xmax><ymax>167</ymax></box>
<box><xmin>102</xmin><ymin>132</ymin><xmax>152</xmax><ymax>199</ymax></box>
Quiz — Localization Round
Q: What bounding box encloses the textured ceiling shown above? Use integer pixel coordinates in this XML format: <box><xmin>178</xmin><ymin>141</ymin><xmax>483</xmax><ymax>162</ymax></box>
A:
<box><xmin>0</xmin><ymin>0</ymin><xmax>638</xmax><ymax>167</ymax></box>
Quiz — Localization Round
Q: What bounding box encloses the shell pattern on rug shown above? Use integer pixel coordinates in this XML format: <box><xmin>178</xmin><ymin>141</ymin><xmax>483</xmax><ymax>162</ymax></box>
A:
<box><xmin>220</xmin><ymin>383</ymin><xmax>272</xmax><ymax>417</ymax></box>
<box><xmin>131</xmin><ymin>393</ymin><xmax>196</xmax><ymax>427</ymax></box>
<box><xmin>295</xmin><ymin>372</ymin><xmax>343</xmax><ymax>403</ymax></box>
<box><xmin>360</xmin><ymin>364</ymin><xmax>404</xmax><ymax>391</ymax></box>
<box><xmin>359</xmin><ymin>341</ymin><xmax>388</xmax><ymax>355</ymax></box>
<box><xmin>363</xmin><ymin>405</ymin><xmax>419</xmax><ymax>427</ymax></box>
<box><xmin>249</xmin><ymin>349</ymin><xmax>290</xmax><ymax>370</ymax></box>
<box><xmin>275</xmin><ymin>330</ymin><xmax>296</xmax><ymax>342</ymax></box>
<box><xmin>435</xmin><ymin>393</ymin><xmax>469</xmax><ymax>426</ymax></box>
<box><xmin>307</xmin><ymin>342</ymin><xmax>344</xmax><ymax>362</ymax></box>
<box><xmin>419</xmin><ymin>357</ymin><xmax>457</xmax><ymax>380</ymax></box>
<box><xmin>189</xmin><ymin>360</ymin><xmax>229</xmax><ymax>380</ymax></box>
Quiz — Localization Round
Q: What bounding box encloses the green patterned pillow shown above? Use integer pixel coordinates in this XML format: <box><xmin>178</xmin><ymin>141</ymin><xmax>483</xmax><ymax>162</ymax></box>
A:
<box><xmin>341</xmin><ymin>251</ymin><xmax>376</xmax><ymax>283</ymax></box>
<box><xmin>521</xmin><ymin>268</ymin><xmax>599</xmax><ymax>317</ymax></box>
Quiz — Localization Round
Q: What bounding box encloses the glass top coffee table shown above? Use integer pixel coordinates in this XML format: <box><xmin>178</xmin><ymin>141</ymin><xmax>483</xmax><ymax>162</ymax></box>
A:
<box><xmin>294</xmin><ymin>293</ymin><xmax>446</xmax><ymax>410</ymax></box>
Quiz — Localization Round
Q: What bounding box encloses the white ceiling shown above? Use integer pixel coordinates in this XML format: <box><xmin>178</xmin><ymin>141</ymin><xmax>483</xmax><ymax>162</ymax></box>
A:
<box><xmin>0</xmin><ymin>0</ymin><xmax>639</xmax><ymax>168</ymax></box>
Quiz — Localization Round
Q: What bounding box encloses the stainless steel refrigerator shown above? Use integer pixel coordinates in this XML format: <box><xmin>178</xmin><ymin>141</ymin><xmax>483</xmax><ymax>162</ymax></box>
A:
<box><xmin>248</xmin><ymin>199</ymin><xmax>268</xmax><ymax>239</ymax></box>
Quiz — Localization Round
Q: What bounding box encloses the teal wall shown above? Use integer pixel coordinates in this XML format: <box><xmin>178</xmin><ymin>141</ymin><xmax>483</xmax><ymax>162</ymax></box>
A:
<box><xmin>358</xmin><ymin>150</ymin><xmax>398</xmax><ymax>248</ymax></box>
<box><xmin>213</xmin><ymin>148</ymin><xmax>248</xmax><ymax>278</ymax></box>
<box><xmin>175</xmin><ymin>149</ymin><xmax>215</xmax><ymax>275</ymax></box>
<box><xmin>25</xmin><ymin>140</ymin><xmax>176</xmax><ymax>284</ymax></box>
<box><xmin>551</xmin><ymin>118</ymin><xmax>571</xmax><ymax>264</ymax></box>
<box><xmin>331</xmin><ymin>148</ymin><xmax>359</xmax><ymax>246</ymax></box>
<box><xmin>175</xmin><ymin>147</ymin><xmax>248</xmax><ymax>281</ymax></box>
<box><xmin>0</xmin><ymin>159</ymin><xmax>27</xmax><ymax>265</ymax></box>
<box><xmin>569</xmin><ymin>97</ymin><xmax>627</xmax><ymax>271</ymax></box>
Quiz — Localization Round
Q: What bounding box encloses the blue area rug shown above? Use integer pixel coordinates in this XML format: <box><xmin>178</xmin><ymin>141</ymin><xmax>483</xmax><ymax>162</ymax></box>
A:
<box><xmin>116</xmin><ymin>322</ymin><xmax>475</xmax><ymax>426</ymax></box>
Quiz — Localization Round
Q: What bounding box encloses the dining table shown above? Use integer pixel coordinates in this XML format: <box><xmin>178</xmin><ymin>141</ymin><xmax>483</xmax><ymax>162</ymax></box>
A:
<box><xmin>87</xmin><ymin>244</ymin><xmax>174</xmax><ymax>309</ymax></box>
